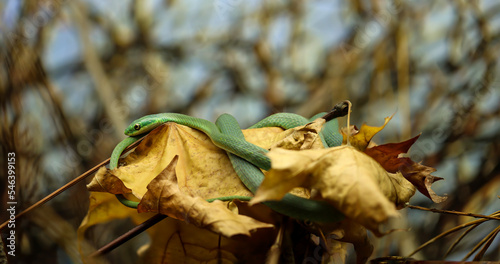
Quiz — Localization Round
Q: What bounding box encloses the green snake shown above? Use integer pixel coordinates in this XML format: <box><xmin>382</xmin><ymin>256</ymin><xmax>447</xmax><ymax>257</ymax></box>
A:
<box><xmin>110</xmin><ymin>103</ymin><xmax>348</xmax><ymax>223</ymax></box>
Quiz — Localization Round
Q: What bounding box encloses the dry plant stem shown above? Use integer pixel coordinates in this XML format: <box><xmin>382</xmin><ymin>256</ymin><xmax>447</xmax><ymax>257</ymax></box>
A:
<box><xmin>465</xmin><ymin>224</ymin><xmax>500</xmax><ymax>261</ymax></box>
<box><xmin>0</xmin><ymin>138</ymin><xmax>144</xmax><ymax>231</ymax></box>
<box><xmin>444</xmin><ymin>223</ymin><xmax>480</xmax><ymax>258</ymax></box>
<box><xmin>89</xmin><ymin>214</ymin><xmax>167</xmax><ymax>258</ymax></box>
<box><xmin>473</xmin><ymin>225</ymin><xmax>500</xmax><ymax>261</ymax></box>
<box><xmin>266</xmin><ymin>222</ymin><xmax>285</xmax><ymax>264</ymax></box>
<box><xmin>346</xmin><ymin>100</ymin><xmax>352</xmax><ymax>146</ymax></box>
<box><xmin>407</xmin><ymin>210</ymin><xmax>500</xmax><ymax>257</ymax></box>
<box><xmin>406</xmin><ymin>204</ymin><xmax>500</xmax><ymax>221</ymax></box>
<box><xmin>407</xmin><ymin>218</ymin><xmax>489</xmax><ymax>257</ymax></box>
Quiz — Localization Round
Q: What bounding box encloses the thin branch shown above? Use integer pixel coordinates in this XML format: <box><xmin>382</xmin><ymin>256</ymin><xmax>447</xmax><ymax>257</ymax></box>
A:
<box><xmin>462</xmin><ymin>226</ymin><xmax>500</xmax><ymax>261</ymax></box>
<box><xmin>0</xmin><ymin>138</ymin><xmax>144</xmax><ymax>230</ymax></box>
<box><xmin>88</xmin><ymin>213</ymin><xmax>167</xmax><ymax>258</ymax></box>
<box><xmin>406</xmin><ymin>204</ymin><xmax>500</xmax><ymax>221</ymax></box>
<box><xmin>444</xmin><ymin>223</ymin><xmax>480</xmax><ymax>258</ymax></box>
<box><xmin>407</xmin><ymin>218</ymin><xmax>489</xmax><ymax>257</ymax></box>
<box><xmin>407</xmin><ymin>210</ymin><xmax>500</xmax><ymax>257</ymax></box>
<box><xmin>473</xmin><ymin>225</ymin><xmax>500</xmax><ymax>261</ymax></box>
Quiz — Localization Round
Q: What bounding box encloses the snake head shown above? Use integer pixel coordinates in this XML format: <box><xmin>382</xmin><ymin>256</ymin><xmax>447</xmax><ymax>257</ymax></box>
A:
<box><xmin>124</xmin><ymin>114</ymin><xmax>164</xmax><ymax>136</ymax></box>
<box><xmin>124</xmin><ymin>123</ymin><xmax>142</xmax><ymax>136</ymax></box>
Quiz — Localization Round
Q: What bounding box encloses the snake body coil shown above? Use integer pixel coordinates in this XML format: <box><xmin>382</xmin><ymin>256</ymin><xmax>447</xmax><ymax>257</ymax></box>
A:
<box><xmin>110</xmin><ymin>111</ymin><xmax>345</xmax><ymax>222</ymax></box>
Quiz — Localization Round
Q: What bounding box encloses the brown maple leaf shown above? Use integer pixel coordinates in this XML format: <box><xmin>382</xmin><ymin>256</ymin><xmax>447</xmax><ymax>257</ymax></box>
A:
<box><xmin>364</xmin><ymin>135</ymin><xmax>420</xmax><ymax>173</ymax></box>
<box><xmin>399</xmin><ymin>162</ymin><xmax>447</xmax><ymax>203</ymax></box>
<box><xmin>364</xmin><ymin>135</ymin><xmax>447</xmax><ymax>203</ymax></box>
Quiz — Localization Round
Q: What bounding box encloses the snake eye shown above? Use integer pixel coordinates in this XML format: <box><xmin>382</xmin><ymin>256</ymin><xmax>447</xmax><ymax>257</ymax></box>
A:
<box><xmin>134</xmin><ymin>124</ymin><xmax>141</xmax><ymax>130</ymax></box>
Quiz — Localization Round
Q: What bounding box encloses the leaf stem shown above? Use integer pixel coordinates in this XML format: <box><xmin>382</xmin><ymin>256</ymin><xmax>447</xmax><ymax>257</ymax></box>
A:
<box><xmin>346</xmin><ymin>100</ymin><xmax>352</xmax><ymax>146</ymax></box>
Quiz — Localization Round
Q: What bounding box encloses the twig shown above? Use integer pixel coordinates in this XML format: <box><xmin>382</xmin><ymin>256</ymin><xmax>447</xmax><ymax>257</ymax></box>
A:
<box><xmin>407</xmin><ymin>209</ymin><xmax>500</xmax><ymax>257</ymax></box>
<box><xmin>346</xmin><ymin>100</ymin><xmax>352</xmax><ymax>146</ymax></box>
<box><xmin>88</xmin><ymin>214</ymin><xmax>167</xmax><ymax>259</ymax></box>
<box><xmin>407</xmin><ymin>218</ymin><xmax>489</xmax><ymax>257</ymax></box>
<box><xmin>444</xmin><ymin>223</ymin><xmax>479</xmax><ymax>258</ymax></box>
<box><xmin>0</xmin><ymin>138</ymin><xmax>144</xmax><ymax>230</ymax></box>
<box><xmin>473</xmin><ymin>225</ymin><xmax>500</xmax><ymax>261</ymax></box>
<box><xmin>266</xmin><ymin>220</ymin><xmax>284</xmax><ymax>264</ymax></box>
<box><xmin>464</xmin><ymin>224</ymin><xmax>500</xmax><ymax>261</ymax></box>
<box><xmin>406</xmin><ymin>204</ymin><xmax>500</xmax><ymax>221</ymax></box>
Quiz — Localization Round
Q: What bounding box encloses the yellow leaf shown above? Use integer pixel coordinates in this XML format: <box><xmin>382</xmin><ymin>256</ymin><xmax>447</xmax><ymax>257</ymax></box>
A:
<box><xmin>110</xmin><ymin>123</ymin><xmax>254</xmax><ymax>200</ymax></box>
<box><xmin>248</xmin><ymin>148</ymin><xmax>318</xmax><ymax>205</ymax></box>
<box><xmin>77</xmin><ymin>191</ymin><xmax>151</xmax><ymax>262</ymax></box>
<box><xmin>137</xmin><ymin>156</ymin><xmax>274</xmax><ymax>237</ymax></box>
<box><xmin>342</xmin><ymin>114</ymin><xmax>394</xmax><ymax>151</ymax></box>
<box><xmin>386</xmin><ymin>172</ymin><xmax>417</xmax><ymax>209</ymax></box>
<box><xmin>138</xmin><ymin>215</ymin><xmax>278</xmax><ymax>263</ymax></box>
<box><xmin>78</xmin><ymin>192</ymin><xmax>278</xmax><ymax>263</ymax></box>
<box><xmin>253</xmin><ymin>146</ymin><xmax>410</xmax><ymax>235</ymax></box>
<box><xmin>86</xmin><ymin>166</ymin><xmax>132</xmax><ymax>194</ymax></box>
<box><xmin>109</xmin><ymin>122</ymin><xmax>317</xmax><ymax>205</ymax></box>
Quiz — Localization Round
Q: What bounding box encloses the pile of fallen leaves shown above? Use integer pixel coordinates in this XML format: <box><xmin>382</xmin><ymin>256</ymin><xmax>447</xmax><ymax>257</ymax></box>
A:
<box><xmin>78</xmin><ymin>115</ymin><xmax>445</xmax><ymax>263</ymax></box>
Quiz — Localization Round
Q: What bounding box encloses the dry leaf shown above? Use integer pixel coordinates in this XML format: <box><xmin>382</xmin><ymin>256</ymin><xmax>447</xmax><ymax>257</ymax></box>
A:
<box><xmin>86</xmin><ymin>166</ymin><xmax>132</xmax><ymax>194</ymax></box>
<box><xmin>137</xmin><ymin>156</ymin><xmax>274</xmax><ymax>237</ymax></box>
<box><xmin>270</xmin><ymin>118</ymin><xmax>326</xmax><ymax>150</ymax></box>
<box><xmin>400</xmin><ymin>162</ymin><xmax>447</xmax><ymax>203</ymax></box>
<box><xmin>364</xmin><ymin>134</ymin><xmax>446</xmax><ymax>203</ymax></box>
<box><xmin>103</xmin><ymin>121</ymin><xmax>319</xmax><ymax>206</ymax></box>
<box><xmin>138</xmin><ymin>215</ymin><xmax>278</xmax><ymax>263</ymax></box>
<box><xmin>77</xmin><ymin>193</ymin><xmax>278</xmax><ymax>263</ymax></box>
<box><xmin>386</xmin><ymin>172</ymin><xmax>417</xmax><ymax>209</ymax></box>
<box><xmin>109</xmin><ymin>123</ymin><xmax>254</xmax><ymax>201</ymax></box>
<box><xmin>253</xmin><ymin>146</ymin><xmax>410</xmax><ymax>235</ymax></box>
<box><xmin>364</xmin><ymin>135</ymin><xmax>420</xmax><ymax>173</ymax></box>
<box><xmin>77</xmin><ymin>191</ymin><xmax>150</xmax><ymax>262</ymax></box>
<box><xmin>342</xmin><ymin>114</ymin><xmax>394</xmax><ymax>151</ymax></box>
<box><xmin>79</xmin><ymin>123</ymin><xmax>294</xmax><ymax>262</ymax></box>
<box><xmin>248</xmin><ymin>148</ymin><xmax>315</xmax><ymax>205</ymax></box>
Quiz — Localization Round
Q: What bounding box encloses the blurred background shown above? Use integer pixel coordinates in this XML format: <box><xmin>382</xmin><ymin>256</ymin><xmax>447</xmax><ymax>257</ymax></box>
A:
<box><xmin>1</xmin><ymin>0</ymin><xmax>499</xmax><ymax>263</ymax></box>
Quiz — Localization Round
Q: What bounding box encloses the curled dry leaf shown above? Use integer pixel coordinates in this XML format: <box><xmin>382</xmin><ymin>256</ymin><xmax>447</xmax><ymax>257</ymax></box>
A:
<box><xmin>342</xmin><ymin>114</ymin><xmax>394</xmax><ymax>151</ymax></box>
<box><xmin>248</xmin><ymin>149</ymin><xmax>315</xmax><ymax>206</ymax></box>
<box><xmin>253</xmin><ymin>145</ymin><xmax>415</xmax><ymax>235</ymax></box>
<box><xmin>364</xmin><ymin>134</ymin><xmax>446</xmax><ymax>203</ymax></box>
<box><xmin>400</xmin><ymin>162</ymin><xmax>446</xmax><ymax>203</ymax></box>
<box><xmin>270</xmin><ymin>118</ymin><xmax>326</xmax><ymax>150</ymax></box>
<box><xmin>137</xmin><ymin>155</ymin><xmax>273</xmax><ymax>237</ymax></box>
